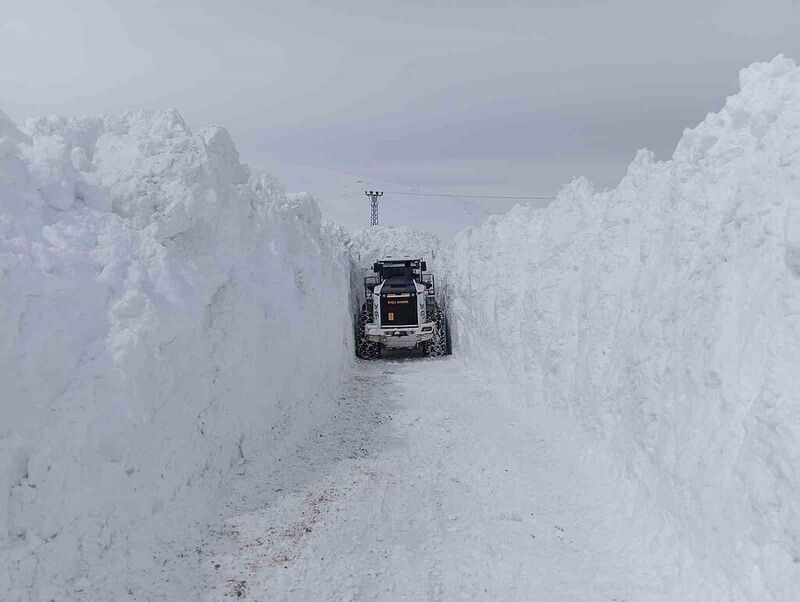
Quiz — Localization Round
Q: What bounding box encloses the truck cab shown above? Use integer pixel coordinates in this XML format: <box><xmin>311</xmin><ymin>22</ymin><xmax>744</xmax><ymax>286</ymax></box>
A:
<box><xmin>362</xmin><ymin>258</ymin><xmax>437</xmax><ymax>350</ymax></box>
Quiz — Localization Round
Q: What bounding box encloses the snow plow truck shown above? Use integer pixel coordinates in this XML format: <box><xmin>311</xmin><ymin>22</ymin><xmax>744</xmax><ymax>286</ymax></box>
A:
<box><xmin>356</xmin><ymin>258</ymin><xmax>449</xmax><ymax>359</ymax></box>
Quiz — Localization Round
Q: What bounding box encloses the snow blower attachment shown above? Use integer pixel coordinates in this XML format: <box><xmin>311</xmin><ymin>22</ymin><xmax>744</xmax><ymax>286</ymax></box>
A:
<box><xmin>356</xmin><ymin>258</ymin><xmax>449</xmax><ymax>359</ymax></box>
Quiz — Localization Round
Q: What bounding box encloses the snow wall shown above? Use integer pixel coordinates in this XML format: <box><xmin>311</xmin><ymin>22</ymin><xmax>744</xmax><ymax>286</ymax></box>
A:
<box><xmin>0</xmin><ymin>110</ymin><xmax>352</xmax><ymax>599</ymax></box>
<box><xmin>445</xmin><ymin>56</ymin><xmax>800</xmax><ymax>601</ymax></box>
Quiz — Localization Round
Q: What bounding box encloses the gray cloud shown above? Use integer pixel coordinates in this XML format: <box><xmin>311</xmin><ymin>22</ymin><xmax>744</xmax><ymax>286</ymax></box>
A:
<box><xmin>1</xmin><ymin>0</ymin><xmax>799</xmax><ymax>195</ymax></box>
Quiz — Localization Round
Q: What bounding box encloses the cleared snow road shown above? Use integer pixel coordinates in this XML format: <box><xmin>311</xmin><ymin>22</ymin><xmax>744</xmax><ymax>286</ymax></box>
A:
<box><xmin>195</xmin><ymin>357</ymin><xmax>671</xmax><ymax>601</ymax></box>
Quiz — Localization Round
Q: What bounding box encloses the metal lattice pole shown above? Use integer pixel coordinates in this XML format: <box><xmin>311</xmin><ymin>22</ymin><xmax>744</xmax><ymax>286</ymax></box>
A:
<box><xmin>365</xmin><ymin>190</ymin><xmax>383</xmax><ymax>226</ymax></box>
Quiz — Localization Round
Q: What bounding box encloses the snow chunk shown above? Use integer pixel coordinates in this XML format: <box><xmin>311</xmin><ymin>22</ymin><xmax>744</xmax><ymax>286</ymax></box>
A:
<box><xmin>786</xmin><ymin>206</ymin><xmax>800</xmax><ymax>278</ymax></box>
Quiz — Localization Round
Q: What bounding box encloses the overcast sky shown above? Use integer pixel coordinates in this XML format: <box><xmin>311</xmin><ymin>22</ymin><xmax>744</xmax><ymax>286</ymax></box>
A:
<box><xmin>2</xmin><ymin>0</ymin><xmax>800</xmax><ymax>197</ymax></box>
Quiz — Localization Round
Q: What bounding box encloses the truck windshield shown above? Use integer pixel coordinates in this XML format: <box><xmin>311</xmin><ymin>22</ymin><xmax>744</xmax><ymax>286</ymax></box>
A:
<box><xmin>381</xmin><ymin>263</ymin><xmax>416</xmax><ymax>279</ymax></box>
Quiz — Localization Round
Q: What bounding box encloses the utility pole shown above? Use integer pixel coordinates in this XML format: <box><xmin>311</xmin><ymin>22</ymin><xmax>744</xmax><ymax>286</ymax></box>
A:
<box><xmin>365</xmin><ymin>190</ymin><xmax>383</xmax><ymax>226</ymax></box>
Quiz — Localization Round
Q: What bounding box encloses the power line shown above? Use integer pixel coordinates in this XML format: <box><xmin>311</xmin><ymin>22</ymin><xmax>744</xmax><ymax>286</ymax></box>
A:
<box><xmin>383</xmin><ymin>190</ymin><xmax>556</xmax><ymax>200</ymax></box>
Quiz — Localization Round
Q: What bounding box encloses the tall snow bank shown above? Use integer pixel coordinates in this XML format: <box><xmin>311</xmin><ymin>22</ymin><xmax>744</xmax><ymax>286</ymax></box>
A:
<box><xmin>347</xmin><ymin>224</ymin><xmax>441</xmax><ymax>267</ymax></box>
<box><xmin>0</xmin><ymin>109</ymin><xmax>352</xmax><ymax>599</ymax></box>
<box><xmin>445</xmin><ymin>56</ymin><xmax>800</xmax><ymax>601</ymax></box>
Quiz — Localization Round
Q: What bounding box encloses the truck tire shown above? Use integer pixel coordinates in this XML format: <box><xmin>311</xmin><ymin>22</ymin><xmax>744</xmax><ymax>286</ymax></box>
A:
<box><xmin>423</xmin><ymin>307</ymin><xmax>448</xmax><ymax>357</ymax></box>
<box><xmin>355</xmin><ymin>307</ymin><xmax>381</xmax><ymax>360</ymax></box>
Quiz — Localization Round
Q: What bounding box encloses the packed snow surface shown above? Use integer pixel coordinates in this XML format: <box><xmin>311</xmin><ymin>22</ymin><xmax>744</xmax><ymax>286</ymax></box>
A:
<box><xmin>0</xmin><ymin>110</ymin><xmax>352</xmax><ymax>599</ymax></box>
<box><xmin>445</xmin><ymin>55</ymin><xmax>800</xmax><ymax>601</ymax></box>
<box><xmin>193</xmin><ymin>357</ymin><xmax>674</xmax><ymax>601</ymax></box>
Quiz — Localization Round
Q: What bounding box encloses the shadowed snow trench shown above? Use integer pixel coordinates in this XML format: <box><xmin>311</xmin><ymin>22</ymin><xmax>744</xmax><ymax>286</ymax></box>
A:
<box><xmin>194</xmin><ymin>357</ymin><xmax>672</xmax><ymax>601</ymax></box>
